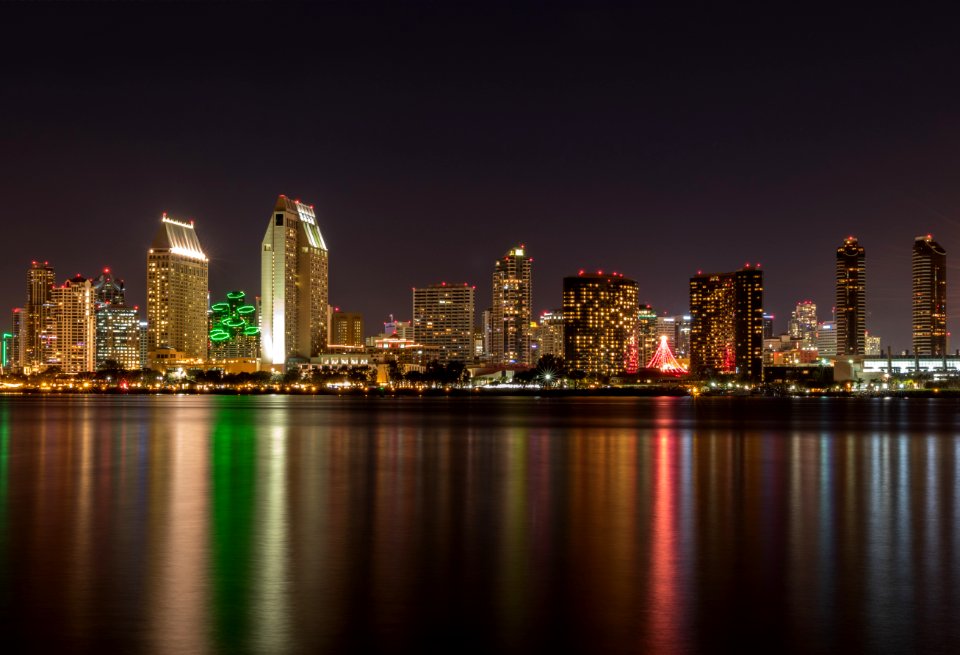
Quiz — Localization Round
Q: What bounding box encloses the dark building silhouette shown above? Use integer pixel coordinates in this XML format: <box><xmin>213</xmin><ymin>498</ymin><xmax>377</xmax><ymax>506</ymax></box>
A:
<box><xmin>689</xmin><ymin>266</ymin><xmax>763</xmax><ymax>380</ymax></box>
<box><xmin>835</xmin><ymin>236</ymin><xmax>866</xmax><ymax>356</ymax></box>
<box><xmin>912</xmin><ymin>235</ymin><xmax>947</xmax><ymax>356</ymax></box>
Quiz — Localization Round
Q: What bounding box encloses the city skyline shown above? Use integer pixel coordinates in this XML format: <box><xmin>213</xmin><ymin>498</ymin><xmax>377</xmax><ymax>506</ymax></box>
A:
<box><xmin>4</xmin><ymin>6</ymin><xmax>960</xmax><ymax>351</ymax></box>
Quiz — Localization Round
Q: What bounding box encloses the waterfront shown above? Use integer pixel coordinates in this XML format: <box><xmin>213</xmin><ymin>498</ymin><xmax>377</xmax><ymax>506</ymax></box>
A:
<box><xmin>1</xmin><ymin>395</ymin><xmax>959</xmax><ymax>653</ymax></box>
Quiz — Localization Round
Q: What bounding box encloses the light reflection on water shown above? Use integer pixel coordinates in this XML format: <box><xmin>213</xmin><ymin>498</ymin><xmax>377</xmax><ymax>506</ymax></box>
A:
<box><xmin>0</xmin><ymin>395</ymin><xmax>959</xmax><ymax>653</ymax></box>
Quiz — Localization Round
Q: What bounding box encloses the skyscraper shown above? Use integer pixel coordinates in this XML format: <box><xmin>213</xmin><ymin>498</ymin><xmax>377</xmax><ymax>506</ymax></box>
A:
<box><xmin>50</xmin><ymin>275</ymin><xmax>96</xmax><ymax>373</ymax></box>
<box><xmin>24</xmin><ymin>261</ymin><xmax>55</xmax><ymax>372</ymax></box>
<box><xmin>912</xmin><ymin>235</ymin><xmax>947</xmax><ymax>356</ymax></box>
<box><xmin>536</xmin><ymin>310</ymin><xmax>564</xmax><ymax>359</ymax></box>
<box><xmin>330</xmin><ymin>311</ymin><xmax>364</xmax><ymax>348</ymax></box>
<box><xmin>491</xmin><ymin>245</ymin><xmax>533</xmax><ymax>365</ymax></box>
<box><xmin>147</xmin><ymin>214</ymin><xmax>209</xmax><ymax>359</ymax></box>
<box><xmin>92</xmin><ymin>268</ymin><xmax>141</xmax><ymax>370</ymax></box>
<box><xmin>412</xmin><ymin>283</ymin><xmax>475</xmax><ymax>363</ymax></box>
<box><xmin>636</xmin><ymin>304</ymin><xmax>658</xmax><ymax>365</ymax></box>
<box><xmin>689</xmin><ymin>266</ymin><xmax>763</xmax><ymax>380</ymax></box>
<box><xmin>836</xmin><ymin>236</ymin><xmax>866</xmax><ymax>356</ymax></box>
<box><xmin>261</xmin><ymin>195</ymin><xmax>329</xmax><ymax>367</ymax></box>
<box><xmin>562</xmin><ymin>272</ymin><xmax>639</xmax><ymax>377</ymax></box>
<box><xmin>788</xmin><ymin>300</ymin><xmax>818</xmax><ymax>348</ymax></box>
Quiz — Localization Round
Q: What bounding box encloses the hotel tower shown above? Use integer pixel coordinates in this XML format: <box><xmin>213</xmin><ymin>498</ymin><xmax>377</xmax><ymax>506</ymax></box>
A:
<box><xmin>146</xmin><ymin>214</ymin><xmax>209</xmax><ymax>359</ymax></box>
<box><xmin>260</xmin><ymin>195</ymin><xmax>329</xmax><ymax>367</ymax></box>
<box><xmin>912</xmin><ymin>235</ymin><xmax>947</xmax><ymax>356</ymax></box>
<box><xmin>835</xmin><ymin>236</ymin><xmax>866</xmax><ymax>356</ymax></box>
<box><xmin>491</xmin><ymin>245</ymin><xmax>533</xmax><ymax>365</ymax></box>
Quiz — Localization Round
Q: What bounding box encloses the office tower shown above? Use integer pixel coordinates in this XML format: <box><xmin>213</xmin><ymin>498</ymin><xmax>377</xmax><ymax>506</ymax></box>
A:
<box><xmin>673</xmin><ymin>315</ymin><xmax>692</xmax><ymax>358</ymax></box>
<box><xmin>562</xmin><ymin>272</ymin><xmax>639</xmax><ymax>377</ymax></box>
<box><xmin>836</xmin><ymin>236</ymin><xmax>866</xmax><ymax>355</ymax></box>
<box><xmin>865</xmin><ymin>331</ymin><xmax>882</xmax><ymax>357</ymax></box>
<box><xmin>330</xmin><ymin>311</ymin><xmax>364</xmax><ymax>348</ymax></box>
<box><xmin>261</xmin><ymin>195</ymin><xmax>329</xmax><ymax>367</ymax></box>
<box><xmin>480</xmin><ymin>308</ymin><xmax>493</xmax><ymax>359</ymax></box>
<box><xmin>637</xmin><ymin>304</ymin><xmax>658</xmax><ymax>365</ymax></box>
<box><xmin>762</xmin><ymin>313</ymin><xmax>775</xmax><ymax>339</ymax></box>
<box><xmin>50</xmin><ymin>275</ymin><xmax>96</xmax><ymax>373</ymax></box>
<box><xmin>10</xmin><ymin>308</ymin><xmax>22</xmax><ymax>373</ymax></box>
<box><xmin>656</xmin><ymin>316</ymin><xmax>676</xmax><ymax>351</ymax></box>
<box><xmin>209</xmin><ymin>291</ymin><xmax>260</xmax><ymax>360</ymax></box>
<box><xmin>412</xmin><ymin>283</ymin><xmax>475</xmax><ymax>363</ymax></box>
<box><xmin>816</xmin><ymin>321</ymin><xmax>837</xmax><ymax>356</ymax></box>
<box><xmin>24</xmin><ymin>261</ymin><xmax>55</xmax><ymax>372</ymax></box>
<box><xmin>139</xmin><ymin>320</ymin><xmax>148</xmax><ymax>369</ymax></box>
<box><xmin>491</xmin><ymin>245</ymin><xmax>533</xmax><ymax>365</ymax></box>
<box><xmin>788</xmin><ymin>300</ymin><xmax>818</xmax><ymax>348</ymax></box>
<box><xmin>91</xmin><ymin>269</ymin><xmax>140</xmax><ymax>370</ymax></box>
<box><xmin>689</xmin><ymin>266</ymin><xmax>763</xmax><ymax>380</ymax></box>
<box><xmin>912</xmin><ymin>235</ymin><xmax>947</xmax><ymax>356</ymax></box>
<box><xmin>147</xmin><ymin>214</ymin><xmax>209</xmax><ymax>359</ymax></box>
<box><xmin>537</xmin><ymin>310</ymin><xmax>564</xmax><ymax>359</ymax></box>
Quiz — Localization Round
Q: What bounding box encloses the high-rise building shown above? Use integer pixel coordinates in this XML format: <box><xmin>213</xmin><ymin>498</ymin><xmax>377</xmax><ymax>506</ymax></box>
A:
<box><xmin>816</xmin><ymin>320</ymin><xmax>837</xmax><ymax>356</ymax></box>
<box><xmin>147</xmin><ymin>214</ymin><xmax>209</xmax><ymax>360</ymax></box>
<box><xmin>10</xmin><ymin>308</ymin><xmax>22</xmax><ymax>373</ymax></box>
<box><xmin>261</xmin><ymin>195</ymin><xmax>330</xmax><ymax>367</ymax></box>
<box><xmin>50</xmin><ymin>275</ymin><xmax>96</xmax><ymax>373</ymax></box>
<box><xmin>330</xmin><ymin>311</ymin><xmax>364</xmax><ymax>348</ymax></box>
<box><xmin>91</xmin><ymin>269</ymin><xmax>140</xmax><ymax>371</ymax></box>
<box><xmin>762</xmin><ymin>313</ymin><xmax>775</xmax><ymax>339</ymax></box>
<box><xmin>689</xmin><ymin>266</ymin><xmax>763</xmax><ymax>380</ymax></box>
<box><xmin>412</xmin><ymin>283</ymin><xmax>475</xmax><ymax>363</ymax></box>
<box><xmin>912</xmin><ymin>235</ymin><xmax>947</xmax><ymax>356</ymax></box>
<box><xmin>536</xmin><ymin>310</ymin><xmax>564</xmax><ymax>360</ymax></box>
<box><xmin>674</xmin><ymin>315</ymin><xmax>692</xmax><ymax>358</ymax></box>
<box><xmin>836</xmin><ymin>236</ymin><xmax>866</xmax><ymax>356</ymax></box>
<box><xmin>656</xmin><ymin>316</ymin><xmax>676</xmax><ymax>352</ymax></box>
<box><xmin>788</xmin><ymin>301</ymin><xmax>818</xmax><ymax>348</ymax></box>
<box><xmin>865</xmin><ymin>331</ymin><xmax>882</xmax><ymax>357</ymax></box>
<box><xmin>480</xmin><ymin>308</ymin><xmax>493</xmax><ymax>359</ymax></box>
<box><xmin>562</xmin><ymin>272</ymin><xmax>639</xmax><ymax>377</ymax></box>
<box><xmin>24</xmin><ymin>261</ymin><xmax>55</xmax><ymax>372</ymax></box>
<box><xmin>636</xmin><ymin>304</ymin><xmax>658</xmax><ymax>365</ymax></box>
<box><xmin>491</xmin><ymin>245</ymin><xmax>533</xmax><ymax>365</ymax></box>
<box><xmin>139</xmin><ymin>320</ymin><xmax>148</xmax><ymax>369</ymax></box>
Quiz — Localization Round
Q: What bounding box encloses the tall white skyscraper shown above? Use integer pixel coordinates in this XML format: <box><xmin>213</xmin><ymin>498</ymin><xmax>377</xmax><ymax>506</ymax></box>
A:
<box><xmin>491</xmin><ymin>245</ymin><xmax>533</xmax><ymax>365</ymax></box>
<box><xmin>50</xmin><ymin>275</ymin><xmax>96</xmax><ymax>373</ymax></box>
<box><xmin>261</xmin><ymin>195</ymin><xmax>329</xmax><ymax>367</ymax></box>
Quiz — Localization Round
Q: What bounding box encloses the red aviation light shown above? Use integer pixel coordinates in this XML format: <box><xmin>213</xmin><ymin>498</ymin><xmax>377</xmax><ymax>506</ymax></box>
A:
<box><xmin>578</xmin><ymin>269</ymin><xmax>584</xmax><ymax>275</ymax></box>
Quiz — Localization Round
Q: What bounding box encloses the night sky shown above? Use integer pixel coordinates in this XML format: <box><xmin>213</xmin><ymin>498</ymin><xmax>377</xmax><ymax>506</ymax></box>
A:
<box><xmin>3</xmin><ymin>3</ymin><xmax>959</xmax><ymax>350</ymax></box>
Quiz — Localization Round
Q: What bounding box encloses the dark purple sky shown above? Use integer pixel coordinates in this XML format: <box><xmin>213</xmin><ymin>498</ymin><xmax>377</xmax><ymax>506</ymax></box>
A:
<box><xmin>2</xmin><ymin>3</ymin><xmax>959</xmax><ymax>350</ymax></box>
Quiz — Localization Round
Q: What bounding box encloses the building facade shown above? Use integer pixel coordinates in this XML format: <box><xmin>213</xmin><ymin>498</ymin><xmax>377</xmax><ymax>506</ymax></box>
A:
<box><xmin>836</xmin><ymin>236</ymin><xmax>866</xmax><ymax>356</ymax></box>
<box><xmin>209</xmin><ymin>290</ymin><xmax>260</xmax><ymax>360</ymax></box>
<box><xmin>261</xmin><ymin>195</ymin><xmax>329</xmax><ymax>367</ymax></box>
<box><xmin>689</xmin><ymin>266</ymin><xmax>764</xmax><ymax>380</ymax></box>
<box><xmin>92</xmin><ymin>269</ymin><xmax>140</xmax><ymax>371</ymax></box>
<box><xmin>50</xmin><ymin>275</ymin><xmax>96</xmax><ymax>373</ymax></box>
<box><xmin>412</xmin><ymin>283</ymin><xmax>475</xmax><ymax>363</ymax></box>
<box><xmin>147</xmin><ymin>215</ymin><xmax>209</xmax><ymax>359</ymax></box>
<box><xmin>536</xmin><ymin>310</ymin><xmax>564</xmax><ymax>360</ymax></box>
<box><xmin>788</xmin><ymin>300</ymin><xmax>818</xmax><ymax>348</ymax></box>
<box><xmin>562</xmin><ymin>272</ymin><xmax>639</xmax><ymax>377</ymax></box>
<box><xmin>491</xmin><ymin>245</ymin><xmax>533</xmax><ymax>365</ymax></box>
<box><xmin>912</xmin><ymin>235</ymin><xmax>947</xmax><ymax>356</ymax></box>
<box><xmin>23</xmin><ymin>261</ymin><xmax>55</xmax><ymax>372</ymax></box>
<box><xmin>330</xmin><ymin>311</ymin><xmax>364</xmax><ymax>348</ymax></box>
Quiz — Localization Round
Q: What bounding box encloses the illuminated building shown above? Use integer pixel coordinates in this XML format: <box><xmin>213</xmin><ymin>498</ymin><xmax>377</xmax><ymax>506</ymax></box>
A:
<box><xmin>816</xmin><ymin>320</ymin><xmax>837</xmax><ymax>356</ymax></box>
<box><xmin>209</xmin><ymin>290</ymin><xmax>260</xmax><ymax>360</ymax></box>
<box><xmin>836</xmin><ymin>236</ymin><xmax>866</xmax><ymax>355</ymax></box>
<box><xmin>689</xmin><ymin>266</ymin><xmax>763</xmax><ymax>380</ymax></box>
<box><xmin>673</xmin><ymin>315</ymin><xmax>692</xmax><ymax>357</ymax></box>
<box><xmin>636</xmin><ymin>304</ymin><xmax>658</xmax><ymax>365</ymax></box>
<box><xmin>50</xmin><ymin>275</ymin><xmax>96</xmax><ymax>373</ymax></box>
<box><xmin>865</xmin><ymin>331</ymin><xmax>881</xmax><ymax>357</ymax></box>
<box><xmin>10</xmin><ymin>308</ymin><xmax>22</xmax><ymax>373</ymax></box>
<box><xmin>91</xmin><ymin>269</ymin><xmax>140</xmax><ymax>371</ymax></box>
<box><xmin>763</xmin><ymin>313</ymin><xmax>775</xmax><ymax>339</ymax></box>
<box><xmin>537</xmin><ymin>310</ymin><xmax>564</xmax><ymax>359</ymax></box>
<box><xmin>491</xmin><ymin>245</ymin><xmax>533</xmax><ymax>364</ymax></box>
<box><xmin>562</xmin><ymin>272</ymin><xmax>639</xmax><ymax>377</ymax></box>
<box><xmin>24</xmin><ymin>261</ymin><xmax>55</xmax><ymax>372</ymax></box>
<box><xmin>139</xmin><ymin>320</ymin><xmax>148</xmax><ymax>369</ymax></box>
<box><xmin>260</xmin><ymin>195</ymin><xmax>329</xmax><ymax>367</ymax></box>
<box><xmin>330</xmin><ymin>311</ymin><xmax>364</xmax><ymax>348</ymax></box>
<box><xmin>480</xmin><ymin>308</ymin><xmax>492</xmax><ymax>358</ymax></box>
<box><xmin>788</xmin><ymin>300</ymin><xmax>818</xmax><ymax>348</ymax></box>
<box><xmin>656</xmin><ymin>316</ymin><xmax>676</xmax><ymax>351</ymax></box>
<box><xmin>912</xmin><ymin>235</ymin><xmax>947</xmax><ymax>355</ymax></box>
<box><xmin>147</xmin><ymin>214</ymin><xmax>209</xmax><ymax>359</ymax></box>
<box><xmin>412</xmin><ymin>283</ymin><xmax>475</xmax><ymax>363</ymax></box>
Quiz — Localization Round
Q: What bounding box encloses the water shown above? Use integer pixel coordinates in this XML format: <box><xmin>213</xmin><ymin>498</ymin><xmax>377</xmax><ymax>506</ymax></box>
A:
<box><xmin>1</xmin><ymin>395</ymin><xmax>960</xmax><ymax>654</ymax></box>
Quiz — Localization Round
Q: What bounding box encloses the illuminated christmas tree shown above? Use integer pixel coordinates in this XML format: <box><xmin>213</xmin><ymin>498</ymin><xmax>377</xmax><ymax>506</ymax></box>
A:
<box><xmin>646</xmin><ymin>335</ymin><xmax>688</xmax><ymax>374</ymax></box>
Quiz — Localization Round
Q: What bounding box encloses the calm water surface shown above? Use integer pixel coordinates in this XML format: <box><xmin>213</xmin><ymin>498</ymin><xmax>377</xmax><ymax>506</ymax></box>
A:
<box><xmin>1</xmin><ymin>395</ymin><xmax>959</xmax><ymax>654</ymax></box>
